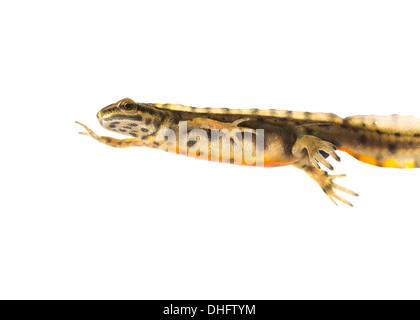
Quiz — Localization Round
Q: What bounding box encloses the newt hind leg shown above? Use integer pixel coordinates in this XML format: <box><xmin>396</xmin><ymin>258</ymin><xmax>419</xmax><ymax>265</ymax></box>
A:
<box><xmin>292</xmin><ymin>135</ymin><xmax>358</xmax><ymax>206</ymax></box>
<box><xmin>294</xmin><ymin>162</ymin><xmax>359</xmax><ymax>207</ymax></box>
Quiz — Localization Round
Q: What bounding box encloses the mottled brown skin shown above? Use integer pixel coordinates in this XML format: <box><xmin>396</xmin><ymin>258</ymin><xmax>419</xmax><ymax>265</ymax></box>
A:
<box><xmin>76</xmin><ymin>98</ymin><xmax>420</xmax><ymax>206</ymax></box>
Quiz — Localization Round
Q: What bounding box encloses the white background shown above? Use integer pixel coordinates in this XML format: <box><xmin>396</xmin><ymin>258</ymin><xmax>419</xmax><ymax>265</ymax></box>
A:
<box><xmin>1</xmin><ymin>0</ymin><xmax>420</xmax><ymax>300</ymax></box>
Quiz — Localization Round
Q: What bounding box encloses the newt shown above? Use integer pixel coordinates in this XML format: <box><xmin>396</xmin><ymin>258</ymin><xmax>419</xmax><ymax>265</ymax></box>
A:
<box><xmin>76</xmin><ymin>98</ymin><xmax>420</xmax><ymax>206</ymax></box>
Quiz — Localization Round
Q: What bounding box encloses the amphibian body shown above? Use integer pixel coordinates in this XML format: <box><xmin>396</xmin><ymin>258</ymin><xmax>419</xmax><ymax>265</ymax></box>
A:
<box><xmin>76</xmin><ymin>98</ymin><xmax>420</xmax><ymax>206</ymax></box>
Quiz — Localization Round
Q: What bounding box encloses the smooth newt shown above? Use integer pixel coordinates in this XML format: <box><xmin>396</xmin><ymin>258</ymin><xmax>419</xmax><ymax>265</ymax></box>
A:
<box><xmin>76</xmin><ymin>98</ymin><xmax>420</xmax><ymax>206</ymax></box>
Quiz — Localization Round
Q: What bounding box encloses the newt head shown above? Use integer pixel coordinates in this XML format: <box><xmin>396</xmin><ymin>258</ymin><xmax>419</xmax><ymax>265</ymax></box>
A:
<box><xmin>96</xmin><ymin>98</ymin><xmax>164</xmax><ymax>138</ymax></box>
<box><xmin>96</xmin><ymin>98</ymin><xmax>137</xmax><ymax>125</ymax></box>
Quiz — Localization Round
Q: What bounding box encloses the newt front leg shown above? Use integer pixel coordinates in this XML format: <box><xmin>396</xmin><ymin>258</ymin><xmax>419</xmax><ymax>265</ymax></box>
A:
<box><xmin>76</xmin><ymin>122</ymin><xmax>146</xmax><ymax>148</ymax></box>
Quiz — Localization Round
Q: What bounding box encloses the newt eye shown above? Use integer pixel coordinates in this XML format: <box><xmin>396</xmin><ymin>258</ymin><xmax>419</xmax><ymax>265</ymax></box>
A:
<box><xmin>119</xmin><ymin>99</ymin><xmax>137</xmax><ymax>113</ymax></box>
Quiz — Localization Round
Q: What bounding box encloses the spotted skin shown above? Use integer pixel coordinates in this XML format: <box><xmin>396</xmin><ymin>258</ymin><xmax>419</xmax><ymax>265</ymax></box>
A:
<box><xmin>76</xmin><ymin>98</ymin><xmax>420</xmax><ymax>206</ymax></box>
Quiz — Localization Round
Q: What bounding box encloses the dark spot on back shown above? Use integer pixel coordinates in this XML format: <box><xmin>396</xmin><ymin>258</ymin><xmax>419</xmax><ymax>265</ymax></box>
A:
<box><xmin>141</xmin><ymin>128</ymin><xmax>149</xmax><ymax>133</ymax></box>
<box><xmin>394</xmin><ymin>132</ymin><xmax>401</xmax><ymax>137</ymax></box>
<box><xmin>123</xmin><ymin>126</ymin><xmax>132</xmax><ymax>130</ymax></box>
<box><xmin>129</xmin><ymin>132</ymin><xmax>138</xmax><ymax>137</ymax></box>
<box><xmin>145</xmin><ymin>118</ymin><xmax>152</xmax><ymax>125</ymax></box>
<box><xmin>388</xmin><ymin>143</ymin><xmax>397</xmax><ymax>152</ymax></box>
<box><xmin>120</xmin><ymin>129</ymin><xmax>127</xmax><ymax>133</ymax></box>
<box><xmin>128</xmin><ymin>123</ymin><xmax>138</xmax><ymax>127</ymax></box>
<box><xmin>359</xmin><ymin>134</ymin><xmax>367</xmax><ymax>144</ymax></box>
